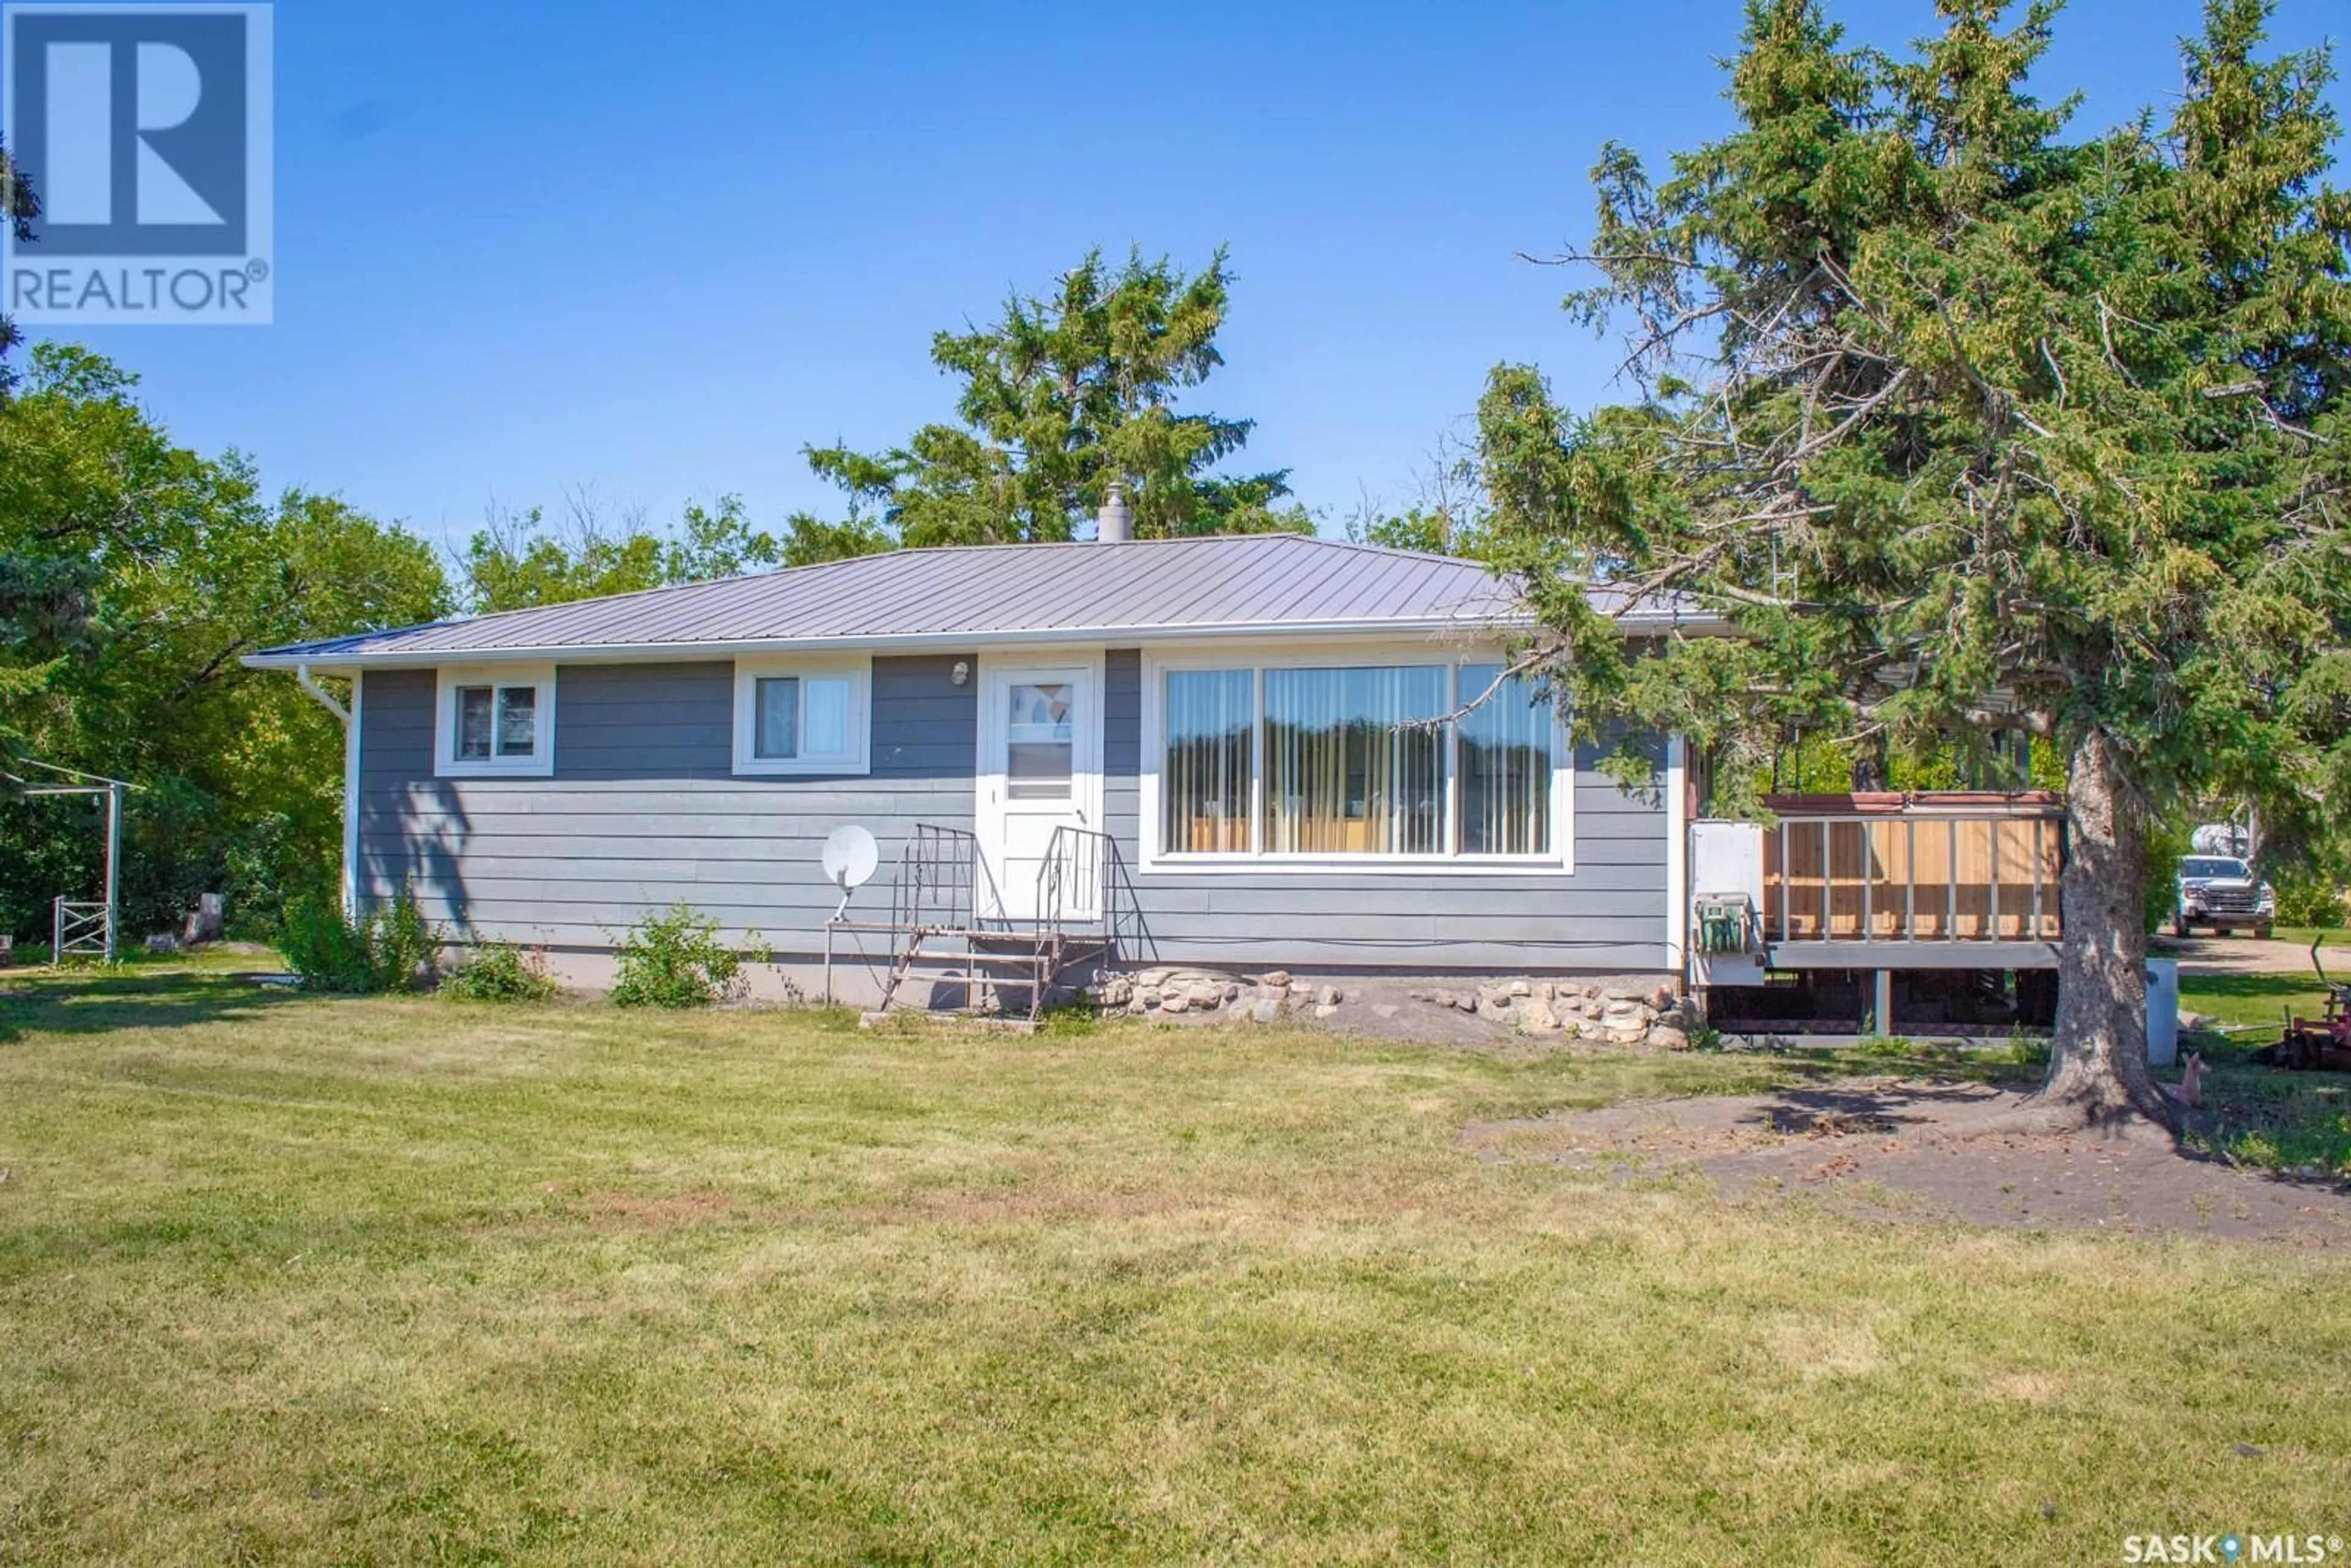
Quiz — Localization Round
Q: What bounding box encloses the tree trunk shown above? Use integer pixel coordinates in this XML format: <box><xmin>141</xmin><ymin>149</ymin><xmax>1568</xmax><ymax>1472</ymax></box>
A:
<box><xmin>2039</xmin><ymin>726</ymin><xmax>2167</xmax><ymax>1126</ymax></box>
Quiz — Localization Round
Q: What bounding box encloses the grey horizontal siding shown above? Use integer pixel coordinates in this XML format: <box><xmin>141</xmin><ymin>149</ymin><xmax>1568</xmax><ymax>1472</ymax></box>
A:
<box><xmin>355</xmin><ymin>658</ymin><xmax>976</xmax><ymax>950</ymax></box>
<box><xmin>1101</xmin><ymin>649</ymin><xmax>1671</xmax><ymax>973</ymax></box>
<box><xmin>353</xmin><ymin>646</ymin><xmax>1672</xmax><ymax>975</ymax></box>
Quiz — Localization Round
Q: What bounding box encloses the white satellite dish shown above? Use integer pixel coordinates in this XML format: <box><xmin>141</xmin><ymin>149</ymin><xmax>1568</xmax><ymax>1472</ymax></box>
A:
<box><xmin>822</xmin><ymin>824</ymin><xmax>880</xmax><ymax>893</ymax></box>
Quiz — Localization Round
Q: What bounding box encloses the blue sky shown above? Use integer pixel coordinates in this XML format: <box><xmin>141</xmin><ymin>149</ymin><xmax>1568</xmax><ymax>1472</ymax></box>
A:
<box><xmin>21</xmin><ymin>0</ymin><xmax>2345</xmax><ymax>552</ymax></box>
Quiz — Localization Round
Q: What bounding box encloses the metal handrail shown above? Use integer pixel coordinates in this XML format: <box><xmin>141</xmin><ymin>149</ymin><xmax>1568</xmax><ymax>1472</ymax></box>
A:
<box><xmin>865</xmin><ymin>823</ymin><xmax>1155</xmax><ymax>1016</ymax></box>
<box><xmin>889</xmin><ymin>823</ymin><xmax>1006</xmax><ymax>934</ymax></box>
<box><xmin>1037</xmin><ymin>825</ymin><xmax>1154</xmax><ymax>966</ymax></box>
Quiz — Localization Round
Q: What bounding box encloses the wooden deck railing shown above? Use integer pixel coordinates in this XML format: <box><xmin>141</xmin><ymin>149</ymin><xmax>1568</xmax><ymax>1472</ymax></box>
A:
<box><xmin>1760</xmin><ymin>798</ymin><xmax>2063</xmax><ymax>945</ymax></box>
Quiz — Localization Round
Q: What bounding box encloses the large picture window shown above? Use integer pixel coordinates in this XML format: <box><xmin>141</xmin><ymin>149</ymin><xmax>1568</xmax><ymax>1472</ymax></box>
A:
<box><xmin>1152</xmin><ymin>656</ymin><xmax>1567</xmax><ymax>866</ymax></box>
<box><xmin>1265</xmin><ymin>666</ymin><xmax>1447</xmax><ymax>853</ymax></box>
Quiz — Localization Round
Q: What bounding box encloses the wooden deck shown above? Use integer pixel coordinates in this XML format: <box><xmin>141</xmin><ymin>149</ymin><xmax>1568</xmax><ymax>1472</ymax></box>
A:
<box><xmin>1756</xmin><ymin>793</ymin><xmax>2063</xmax><ymax>969</ymax></box>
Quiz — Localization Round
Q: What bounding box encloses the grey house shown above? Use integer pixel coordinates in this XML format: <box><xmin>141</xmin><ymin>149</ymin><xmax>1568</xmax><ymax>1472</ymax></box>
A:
<box><xmin>249</xmin><ymin>531</ymin><xmax>1698</xmax><ymax>1007</ymax></box>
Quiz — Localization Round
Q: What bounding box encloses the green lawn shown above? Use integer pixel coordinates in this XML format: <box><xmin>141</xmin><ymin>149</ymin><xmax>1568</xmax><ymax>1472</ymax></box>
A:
<box><xmin>2173</xmin><ymin>973</ymin><xmax>2351</xmax><ymax>1173</ymax></box>
<box><xmin>4</xmin><ymin>962</ymin><xmax>2350</xmax><ymax>1564</ymax></box>
<box><xmin>2180</xmin><ymin>971</ymin><xmax>2332</xmax><ymax>1032</ymax></box>
<box><xmin>2267</xmin><ymin>925</ymin><xmax>2351</xmax><ymax>953</ymax></box>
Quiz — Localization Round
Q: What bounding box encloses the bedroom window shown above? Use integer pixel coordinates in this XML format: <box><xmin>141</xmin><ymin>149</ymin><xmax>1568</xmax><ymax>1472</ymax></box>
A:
<box><xmin>435</xmin><ymin>666</ymin><xmax>555</xmax><ymax>778</ymax></box>
<box><xmin>733</xmin><ymin>657</ymin><xmax>870</xmax><ymax>775</ymax></box>
<box><xmin>1150</xmin><ymin>656</ymin><xmax>1567</xmax><ymax>866</ymax></box>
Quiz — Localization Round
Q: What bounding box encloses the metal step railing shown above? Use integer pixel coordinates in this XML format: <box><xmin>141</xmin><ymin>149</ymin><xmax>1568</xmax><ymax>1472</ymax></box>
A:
<box><xmin>844</xmin><ymin>823</ymin><xmax>1152</xmax><ymax>1019</ymax></box>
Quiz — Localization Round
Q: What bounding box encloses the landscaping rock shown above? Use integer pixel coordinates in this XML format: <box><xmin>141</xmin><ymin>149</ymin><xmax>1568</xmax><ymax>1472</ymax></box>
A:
<box><xmin>1508</xmin><ymin>978</ymin><xmax>1531</xmax><ymax>997</ymax></box>
<box><xmin>1600</xmin><ymin>999</ymin><xmax>1654</xmax><ymax>1047</ymax></box>
<box><xmin>1187</xmin><ymin>980</ymin><xmax>1227</xmax><ymax>1008</ymax></box>
<box><xmin>1133</xmin><ymin>968</ymin><xmax>1172</xmax><ymax>989</ymax></box>
<box><xmin>1647</xmin><ymin>985</ymin><xmax>1677</xmax><ymax>1013</ymax></box>
<box><xmin>1318</xmin><ymin>984</ymin><xmax>1343</xmax><ymax>1007</ymax></box>
<box><xmin>1648</xmin><ymin>1026</ymin><xmax>1691</xmax><ymax>1051</ymax></box>
<box><xmin>1161</xmin><ymin>991</ymin><xmax>1191</xmax><ymax>1014</ymax></box>
<box><xmin>1517</xmin><ymin>996</ymin><xmax>1562</xmax><ymax>1034</ymax></box>
<box><xmin>1477</xmin><ymin>997</ymin><xmax>1513</xmax><ymax>1024</ymax></box>
<box><xmin>1313</xmin><ymin>1003</ymin><xmax>1340</xmax><ymax>1019</ymax></box>
<box><xmin>1248</xmin><ymin>997</ymin><xmax>1283</xmax><ymax>1025</ymax></box>
<box><xmin>143</xmin><ymin>933</ymin><xmax>181</xmax><ymax>955</ymax></box>
<box><xmin>1259</xmin><ymin>970</ymin><xmax>1292</xmax><ymax>988</ymax></box>
<box><xmin>1127</xmin><ymin>995</ymin><xmax>1151</xmax><ymax>1015</ymax></box>
<box><xmin>1095</xmin><ymin>977</ymin><xmax>1133</xmax><ymax>1008</ymax></box>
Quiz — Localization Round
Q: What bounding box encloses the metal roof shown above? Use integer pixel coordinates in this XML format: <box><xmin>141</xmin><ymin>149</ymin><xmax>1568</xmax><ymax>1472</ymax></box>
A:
<box><xmin>248</xmin><ymin>534</ymin><xmax>1700</xmax><ymax>668</ymax></box>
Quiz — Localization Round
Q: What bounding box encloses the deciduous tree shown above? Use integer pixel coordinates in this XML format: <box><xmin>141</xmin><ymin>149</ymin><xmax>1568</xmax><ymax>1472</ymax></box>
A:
<box><xmin>455</xmin><ymin>491</ymin><xmax>780</xmax><ymax>612</ymax></box>
<box><xmin>0</xmin><ymin>347</ymin><xmax>447</xmax><ymax>935</ymax></box>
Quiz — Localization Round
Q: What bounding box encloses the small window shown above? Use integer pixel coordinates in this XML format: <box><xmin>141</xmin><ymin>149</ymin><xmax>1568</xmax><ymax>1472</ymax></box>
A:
<box><xmin>735</xmin><ymin>658</ymin><xmax>869</xmax><ymax>775</ymax></box>
<box><xmin>436</xmin><ymin>666</ymin><xmax>555</xmax><ymax>777</ymax></box>
<box><xmin>1005</xmin><ymin>680</ymin><xmax>1075</xmax><ymax>799</ymax></box>
<box><xmin>454</xmin><ymin>684</ymin><xmax>539</xmax><ymax>760</ymax></box>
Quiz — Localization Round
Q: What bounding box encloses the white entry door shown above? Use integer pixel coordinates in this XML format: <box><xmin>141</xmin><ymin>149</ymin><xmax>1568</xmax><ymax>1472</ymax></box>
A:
<box><xmin>977</xmin><ymin>660</ymin><xmax>1101</xmax><ymax>921</ymax></box>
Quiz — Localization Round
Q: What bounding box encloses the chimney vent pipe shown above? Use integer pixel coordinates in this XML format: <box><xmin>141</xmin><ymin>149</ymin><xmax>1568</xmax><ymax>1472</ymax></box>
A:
<box><xmin>1096</xmin><ymin>481</ymin><xmax>1134</xmax><ymax>544</ymax></box>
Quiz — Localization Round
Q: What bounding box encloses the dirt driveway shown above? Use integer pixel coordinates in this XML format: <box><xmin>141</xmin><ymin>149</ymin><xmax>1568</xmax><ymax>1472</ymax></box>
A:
<box><xmin>1466</xmin><ymin>1077</ymin><xmax>2351</xmax><ymax>1244</ymax></box>
<box><xmin>2154</xmin><ymin>932</ymin><xmax>2349</xmax><ymax>978</ymax></box>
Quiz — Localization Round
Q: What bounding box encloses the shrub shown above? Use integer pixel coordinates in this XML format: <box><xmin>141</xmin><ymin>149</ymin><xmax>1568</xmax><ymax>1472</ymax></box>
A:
<box><xmin>2273</xmin><ymin>865</ymin><xmax>2347</xmax><ymax>929</ymax></box>
<box><xmin>440</xmin><ymin>940</ymin><xmax>560</xmax><ymax>1002</ymax></box>
<box><xmin>609</xmin><ymin>904</ymin><xmax>758</xmax><ymax>1008</ymax></box>
<box><xmin>2144</xmin><ymin>819</ymin><xmax>2190</xmax><ymax>933</ymax></box>
<box><xmin>279</xmin><ymin>885</ymin><xmax>438</xmax><ymax>993</ymax></box>
<box><xmin>219</xmin><ymin>812</ymin><xmax>301</xmax><ymax>940</ymax></box>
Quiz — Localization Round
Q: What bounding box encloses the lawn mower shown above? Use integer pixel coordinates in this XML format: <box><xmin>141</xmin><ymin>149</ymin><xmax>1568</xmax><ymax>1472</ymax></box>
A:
<box><xmin>2256</xmin><ymin>932</ymin><xmax>2351</xmax><ymax>1071</ymax></box>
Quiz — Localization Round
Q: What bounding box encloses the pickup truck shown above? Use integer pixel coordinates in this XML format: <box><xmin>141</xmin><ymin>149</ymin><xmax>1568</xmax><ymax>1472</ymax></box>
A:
<box><xmin>2172</xmin><ymin>855</ymin><xmax>2276</xmax><ymax>938</ymax></box>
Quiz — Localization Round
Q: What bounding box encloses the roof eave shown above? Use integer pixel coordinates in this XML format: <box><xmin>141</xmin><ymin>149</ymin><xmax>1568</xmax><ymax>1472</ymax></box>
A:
<box><xmin>243</xmin><ymin>609</ymin><xmax>1730</xmax><ymax>672</ymax></box>
<box><xmin>260</xmin><ymin>610</ymin><xmax>1722</xmax><ymax>671</ymax></box>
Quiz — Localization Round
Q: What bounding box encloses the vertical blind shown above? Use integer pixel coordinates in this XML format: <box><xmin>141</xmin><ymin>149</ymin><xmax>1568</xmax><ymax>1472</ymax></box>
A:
<box><xmin>1163</xmin><ymin>669</ymin><xmax>1253</xmax><ymax>850</ymax></box>
<box><xmin>1457</xmin><ymin>662</ymin><xmax>1552</xmax><ymax>855</ymax></box>
<box><xmin>1162</xmin><ymin>662</ymin><xmax>1558</xmax><ymax>858</ymax></box>
<box><xmin>1265</xmin><ymin>666</ymin><xmax>1447</xmax><ymax>853</ymax></box>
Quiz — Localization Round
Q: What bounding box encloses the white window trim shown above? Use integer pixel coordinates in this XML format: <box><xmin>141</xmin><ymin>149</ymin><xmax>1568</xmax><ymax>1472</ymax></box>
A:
<box><xmin>1139</xmin><ymin>643</ymin><xmax>1575</xmax><ymax>877</ymax></box>
<box><xmin>434</xmin><ymin>664</ymin><xmax>555</xmax><ymax>779</ymax></box>
<box><xmin>732</xmin><ymin>655</ymin><xmax>872</xmax><ymax>776</ymax></box>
